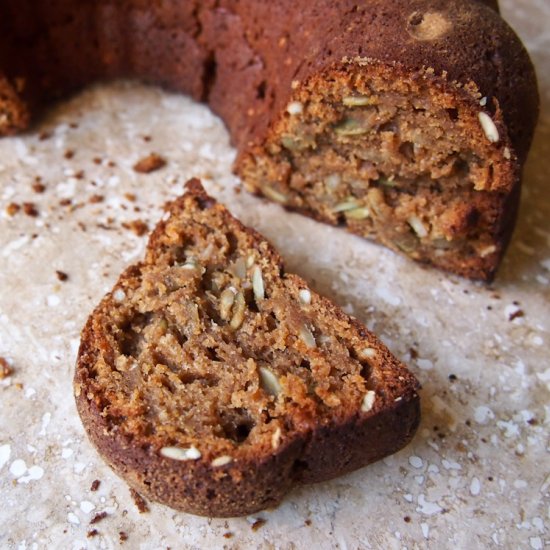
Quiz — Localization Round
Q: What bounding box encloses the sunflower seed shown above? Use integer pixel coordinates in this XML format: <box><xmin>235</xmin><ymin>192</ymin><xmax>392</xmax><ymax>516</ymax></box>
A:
<box><xmin>181</xmin><ymin>258</ymin><xmax>200</xmax><ymax>270</ymax></box>
<box><xmin>407</xmin><ymin>215</ymin><xmax>428</xmax><ymax>238</ymax></box>
<box><xmin>299</xmin><ymin>324</ymin><xmax>316</xmax><ymax>348</ymax></box>
<box><xmin>261</xmin><ymin>184</ymin><xmax>288</xmax><ymax>204</ymax></box>
<box><xmin>334</xmin><ymin>118</ymin><xmax>369</xmax><ymax>136</ymax></box>
<box><xmin>361</xmin><ymin>391</ymin><xmax>376</xmax><ymax>412</ymax></box>
<box><xmin>230</xmin><ymin>292</ymin><xmax>246</xmax><ymax>330</ymax></box>
<box><xmin>299</xmin><ymin>288</ymin><xmax>311</xmax><ymax>305</ymax></box>
<box><xmin>211</xmin><ymin>455</ymin><xmax>233</xmax><ymax>467</ymax></box>
<box><xmin>259</xmin><ymin>366</ymin><xmax>282</xmax><ymax>396</ymax></box>
<box><xmin>478</xmin><ymin>112</ymin><xmax>499</xmax><ymax>143</ymax></box>
<box><xmin>342</xmin><ymin>95</ymin><xmax>371</xmax><ymax>107</ymax></box>
<box><xmin>286</xmin><ymin>101</ymin><xmax>303</xmax><ymax>115</ymax></box>
<box><xmin>252</xmin><ymin>265</ymin><xmax>265</xmax><ymax>301</ymax></box>
<box><xmin>160</xmin><ymin>446</ymin><xmax>201</xmax><ymax>461</ymax></box>
<box><xmin>345</xmin><ymin>207</ymin><xmax>370</xmax><ymax>220</ymax></box>
<box><xmin>359</xmin><ymin>347</ymin><xmax>377</xmax><ymax>360</ymax></box>
<box><xmin>271</xmin><ymin>427</ymin><xmax>282</xmax><ymax>449</ymax></box>
<box><xmin>220</xmin><ymin>287</ymin><xmax>237</xmax><ymax>320</ymax></box>
<box><xmin>229</xmin><ymin>257</ymin><xmax>247</xmax><ymax>279</ymax></box>
<box><xmin>332</xmin><ymin>199</ymin><xmax>360</xmax><ymax>213</ymax></box>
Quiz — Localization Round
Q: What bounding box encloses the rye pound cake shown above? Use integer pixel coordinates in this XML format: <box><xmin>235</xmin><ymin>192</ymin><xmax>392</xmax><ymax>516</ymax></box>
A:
<box><xmin>74</xmin><ymin>180</ymin><xmax>421</xmax><ymax>517</ymax></box>
<box><xmin>0</xmin><ymin>0</ymin><xmax>539</xmax><ymax>279</ymax></box>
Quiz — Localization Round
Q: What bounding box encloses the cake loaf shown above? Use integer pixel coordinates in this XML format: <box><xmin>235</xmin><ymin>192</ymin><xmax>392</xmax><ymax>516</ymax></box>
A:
<box><xmin>74</xmin><ymin>180</ymin><xmax>420</xmax><ymax>517</ymax></box>
<box><xmin>0</xmin><ymin>0</ymin><xmax>539</xmax><ymax>279</ymax></box>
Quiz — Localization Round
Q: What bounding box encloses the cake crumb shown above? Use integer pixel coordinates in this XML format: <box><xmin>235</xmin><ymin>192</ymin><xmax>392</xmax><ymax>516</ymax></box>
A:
<box><xmin>251</xmin><ymin>518</ymin><xmax>267</xmax><ymax>531</ymax></box>
<box><xmin>23</xmin><ymin>202</ymin><xmax>39</xmax><ymax>217</ymax></box>
<box><xmin>223</xmin><ymin>532</ymin><xmax>233</xmax><ymax>539</ymax></box>
<box><xmin>38</xmin><ymin>130</ymin><xmax>51</xmax><ymax>141</ymax></box>
<box><xmin>64</xmin><ymin>149</ymin><xmax>75</xmax><ymax>159</ymax></box>
<box><xmin>0</xmin><ymin>358</ymin><xmax>13</xmax><ymax>379</ymax></box>
<box><xmin>5</xmin><ymin>202</ymin><xmax>20</xmax><ymax>216</ymax></box>
<box><xmin>90</xmin><ymin>511</ymin><xmax>108</xmax><ymax>525</ymax></box>
<box><xmin>508</xmin><ymin>309</ymin><xmax>524</xmax><ymax>321</ymax></box>
<box><xmin>119</xmin><ymin>531</ymin><xmax>128</xmax><ymax>542</ymax></box>
<box><xmin>56</xmin><ymin>270</ymin><xmax>69</xmax><ymax>282</ymax></box>
<box><xmin>32</xmin><ymin>181</ymin><xmax>46</xmax><ymax>193</ymax></box>
<box><xmin>124</xmin><ymin>193</ymin><xmax>137</xmax><ymax>202</ymax></box>
<box><xmin>89</xmin><ymin>194</ymin><xmax>104</xmax><ymax>204</ymax></box>
<box><xmin>133</xmin><ymin>153</ymin><xmax>166</xmax><ymax>174</ymax></box>
<box><xmin>129</xmin><ymin>488</ymin><xmax>149</xmax><ymax>513</ymax></box>
<box><xmin>122</xmin><ymin>219</ymin><xmax>149</xmax><ymax>237</ymax></box>
<box><xmin>87</xmin><ymin>529</ymin><xmax>99</xmax><ymax>538</ymax></box>
<box><xmin>90</xmin><ymin>479</ymin><xmax>101</xmax><ymax>492</ymax></box>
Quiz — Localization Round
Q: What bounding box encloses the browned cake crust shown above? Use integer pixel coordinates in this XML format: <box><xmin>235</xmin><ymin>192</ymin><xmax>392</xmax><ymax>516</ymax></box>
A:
<box><xmin>74</xmin><ymin>179</ymin><xmax>420</xmax><ymax>517</ymax></box>
<box><xmin>0</xmin><ymin>0</ymin><xmax>539</xmax><ymax>279</ymax></box>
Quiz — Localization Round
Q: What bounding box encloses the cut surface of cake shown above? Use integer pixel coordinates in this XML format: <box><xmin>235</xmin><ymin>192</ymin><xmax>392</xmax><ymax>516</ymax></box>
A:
<box><xmin>0</xmin><ymin>0</ymin><xmax>539</xmax><ymax>279</ymax></box>
<box><xmin>74</xmin><ymin>180</ymin><xmax>420</xmax><ymax>517</ymax></box>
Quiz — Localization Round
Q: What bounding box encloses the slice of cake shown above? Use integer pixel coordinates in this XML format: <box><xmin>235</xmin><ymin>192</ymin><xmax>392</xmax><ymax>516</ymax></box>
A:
<box><xmin>74</xmin><ymin>179</ymin><xmax>420</xmax><ymax>517</ymax></box>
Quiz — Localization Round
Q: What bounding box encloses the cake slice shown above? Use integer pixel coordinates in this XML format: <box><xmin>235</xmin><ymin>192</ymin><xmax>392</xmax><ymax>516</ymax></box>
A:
<box><xmin>74</xmin><ymin>179</ymin><xmax>420</xmax><ymax>517</ymax></box>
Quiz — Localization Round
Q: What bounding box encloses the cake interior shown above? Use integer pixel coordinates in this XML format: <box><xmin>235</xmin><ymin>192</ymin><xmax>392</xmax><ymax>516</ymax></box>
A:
<box><xmin>88</xmin><ymin>190</ymin><xmax>398</xmax><ymax>460</ymax></box>
<box><xmin>239</xmin><ymin>65</ymin><xmax>511</xmax><ymax>279</ymax></box>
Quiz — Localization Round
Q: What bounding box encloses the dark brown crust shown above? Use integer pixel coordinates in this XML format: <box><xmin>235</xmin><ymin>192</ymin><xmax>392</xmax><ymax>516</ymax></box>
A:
<box><xmin>74</xmin><ymin>179</ymin><xmax>420</xmax><ymax>517</ymax></box>
<box><xmin>0</xmin><ymin>0</ymin><xmax>539</xmax><ymax>280</ymax></box>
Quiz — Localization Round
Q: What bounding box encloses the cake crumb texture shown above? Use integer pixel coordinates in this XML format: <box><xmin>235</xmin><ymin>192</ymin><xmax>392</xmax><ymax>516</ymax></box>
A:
<box><xmin>75</xmin><ymin>180</ymin><xmax>420</xmax><ymax>516</ymax></box>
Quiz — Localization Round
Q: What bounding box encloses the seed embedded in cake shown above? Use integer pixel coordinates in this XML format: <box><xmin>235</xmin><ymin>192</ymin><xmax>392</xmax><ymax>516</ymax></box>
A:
<box><xmin>181</xmin><ymin>258</ymin><xmax>200</xmax><ymax>270</ymax></box>
<box><xmin>113</xmin><ymin>289</ymin><xmax>126</xmax><ymax>302</ymax></box>
<box><xmin>258</xmin><ymin>366</ymin><xmax>282</xmax><ymax>396</ymax></box>
<box><xmin>478</xmin><ymin>112</ymin><xmax>500</xmax><ymax>143</ymax></box>
<box><xmin>252</xmin><ymin>265</ymin><xmax>265</xmax><ymax>301</ymax></box>
<box><xmin>286</xmin><ymin>101</ymin><xmax>303</xmax><ymax>115</ymax></box>
<box><xmin>503</xmin><ymin>147</ymin><xmax>511</xmax><ymax>160</ymax></box>
<box><xmin>479</xmin><ymin>244</ymin><xmax>497</xmax><ymax>258</ymax></box>
<box><xmin>230</xmin><ymin>292</ymin><xmax>246</xmax><ymax>330</ymax></box>
<box><xmin>160</xmin><ymin>446</ymin><xmax>201</xmax><ymax>461</ymax></box>
<box><xmin>229</xmin><ymin>257</ymin><xmax>247</xmax><ymax>279</ymax></box>
<box><xmin>407</xmin><ymin>215</ymin><xmax>428</xmax><ymax>238</ymax></box>
<box><xmin>211</xmin><ymin>455</ymin><xmax>233</xmax><ymax>467</ymax></box>
<box><xmin>299</xmin><ymin>288</ymin><xmax>311</xmax><ymax>305</ymax></box>
<box><xmin>361</xmin><ymin>390</ymin><xmax>376</xmax><ymax>412</ymax></box>
<box><xmin>220</xmin><ymin>287</ymin><xmax>237</xmax><ymax>320</ymax></box>
<box><xmin>261</xmin><ymin>184</ymin><xmax>288</xmax><ymax>204</ymax></box>
<box><xmin>332</xmin><ymin>199</ymin><xmax>361</xmax><ymax>213</ymax></box>
<box><xmin>359</xmin><ymin>347</ymin><xmax>377</xmax><ymax>361</ymax></box>
<box><xmin>342</xmin><ymin>95</ymin><xmax>371</xmax><ymax>107</ymax></box>
<box><xmin>271</xmin><ymin>427</ymin><xmax>282</xmax><ymax>449</ymax></box>
<box><xmin>299</xmin><ymin>324</ymin><xmax>316</xmax><ymax>348</ymax></box>
<box><xmin>334</xmin><ymin>118</ymin><xmax>369</xmax><ymax>136</ymax></box>
<box><xmin>345</xmin><ymin>207</ymin><xmax>370</xmax><ymax>220</ymax></box>
<box><xmin>365</xmin><ymin>188</ymin><xmax>388</xmax><ymax>219</ymax></box>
